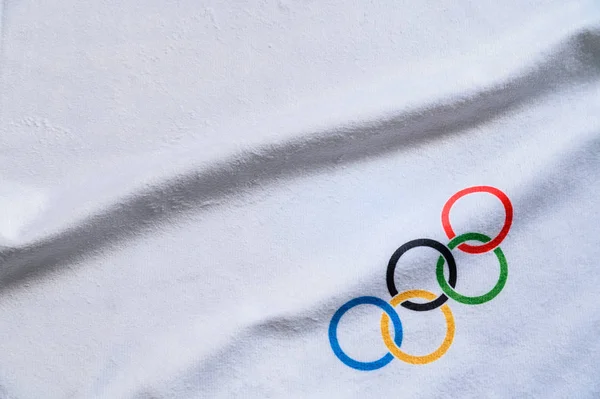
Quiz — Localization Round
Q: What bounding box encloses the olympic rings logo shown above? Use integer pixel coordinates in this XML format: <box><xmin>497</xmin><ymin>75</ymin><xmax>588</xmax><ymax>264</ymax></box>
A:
<box><xmin>328</xmin><ymin>186</ymin><xmax>513</xmax><ymax>370</ymax></box>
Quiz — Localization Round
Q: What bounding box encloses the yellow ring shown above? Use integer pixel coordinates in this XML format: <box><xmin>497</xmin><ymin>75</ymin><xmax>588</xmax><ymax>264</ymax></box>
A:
<box><xmin>380</xmin><ymin>290</ymin><xmax>455</xmax><ymax>365</ymax></box>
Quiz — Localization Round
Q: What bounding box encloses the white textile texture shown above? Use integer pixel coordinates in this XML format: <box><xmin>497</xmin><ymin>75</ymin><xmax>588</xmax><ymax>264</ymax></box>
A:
<box><xmin>0</xmin><ymin>1</ymin><xmax>599</xmax><ymax>398</ymax></box>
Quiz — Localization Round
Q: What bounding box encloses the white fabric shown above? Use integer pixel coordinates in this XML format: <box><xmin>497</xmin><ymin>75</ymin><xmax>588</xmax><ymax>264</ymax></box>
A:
<box><xmin>0</xmin><ymin>1</ymin><xmax>599</xmax><ymax>397</ymax></box>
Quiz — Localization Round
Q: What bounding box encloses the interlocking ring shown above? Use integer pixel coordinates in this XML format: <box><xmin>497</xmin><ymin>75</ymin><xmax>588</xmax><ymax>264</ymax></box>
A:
<box><xmin>436</xmin><ymin>232</ymin><xmax>508</xmax><ymax>305</ymax></box>
<box><xmin>328</xmin><ymin>186</ymin><xmax>513</xmax><ymax>370</ymax></box>
<box><xmin>386</xmin><ymin>239</ymin><xmax>457</xmax><ymax>311</ymax></box>
<box><xmin>329</xmin><ymin>296</ymin><xmax>403</xmax><ymax>371</ymax></box>
<box><xmin>441</xmin><ymin>185</ymin><xmax>513</xmax><ymax>254</ymax></box>
<box><xmin>380</xmin><ymin>290</ymin><xmax>455</xmax><ymax>364</ymax></box>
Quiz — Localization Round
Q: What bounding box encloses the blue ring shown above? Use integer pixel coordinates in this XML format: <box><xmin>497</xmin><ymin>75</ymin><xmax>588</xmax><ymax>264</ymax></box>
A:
<box><xmin>328</xmin><ymin>296</ymin><xmax>403</xmax><ymax>370</ymax></box>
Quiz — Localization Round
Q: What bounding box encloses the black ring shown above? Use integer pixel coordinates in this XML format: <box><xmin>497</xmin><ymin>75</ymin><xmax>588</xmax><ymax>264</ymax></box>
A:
<box><xmin>386</xmin><ymin>238</ymin><xmax>457</xmax><ymax>311</ymax></box>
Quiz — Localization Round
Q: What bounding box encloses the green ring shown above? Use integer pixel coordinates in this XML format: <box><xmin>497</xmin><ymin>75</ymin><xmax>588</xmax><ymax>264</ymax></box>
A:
<box><xmin>436</xmin><ymin>232</ymin><xmax>508</xmax><ymax>305</ymax></box>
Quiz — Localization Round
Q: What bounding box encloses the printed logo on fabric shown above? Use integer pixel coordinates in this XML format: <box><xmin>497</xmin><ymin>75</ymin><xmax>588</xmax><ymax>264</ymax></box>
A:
<box><xmin>328</xmin><ymin>186</ymin><xmax>513</xmax><ymax>370</ymax></box>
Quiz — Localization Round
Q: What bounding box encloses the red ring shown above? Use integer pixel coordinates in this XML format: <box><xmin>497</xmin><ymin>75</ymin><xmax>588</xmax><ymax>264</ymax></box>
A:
<box><xmin>441</xmin><ymin>186</ymin><xmax>513</xmax><ymax>254</ymax></box>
